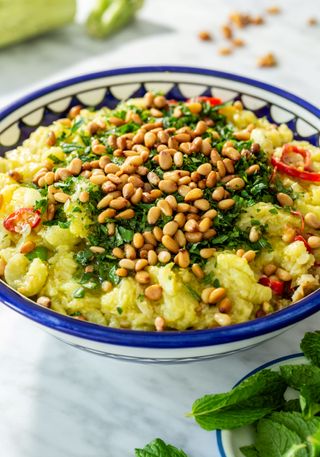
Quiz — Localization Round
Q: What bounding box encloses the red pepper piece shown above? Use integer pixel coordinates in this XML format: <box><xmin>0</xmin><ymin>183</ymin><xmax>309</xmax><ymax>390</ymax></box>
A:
<box><xmin>3</xmin><ymin>208</ymin><xmax>41</xmax><ymax>234</ymax></box>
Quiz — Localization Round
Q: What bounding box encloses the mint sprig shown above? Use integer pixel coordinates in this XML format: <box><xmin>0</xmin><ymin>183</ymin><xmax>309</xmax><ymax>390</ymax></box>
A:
<box><xmin>135</xmin><ymin>439</ymin><xmax>188</xmax><ymax>457</ymax></box>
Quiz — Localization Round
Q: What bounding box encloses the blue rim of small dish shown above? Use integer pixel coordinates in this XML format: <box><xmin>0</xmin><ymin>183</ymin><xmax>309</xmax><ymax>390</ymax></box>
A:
<box><xmin>0</xmin><ymin>65</ymin><xmax>319</xmax><ymax>349</ymax></box>
<box><xmin>216</xmin><ymin>352</ymin><xmax>305</xmax><ymax>457</ymax></box>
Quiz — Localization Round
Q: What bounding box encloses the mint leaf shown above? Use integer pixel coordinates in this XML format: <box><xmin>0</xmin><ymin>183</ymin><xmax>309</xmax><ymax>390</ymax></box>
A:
<box><xmin>25</xmin><ymin>246</ymin><xmax>49</xmax><ymax>261</ymax></box>
<box><xmin>240</xmin><ymin>445</ymin><xmax>260</xmax><ymax>457</ymax></box>
<box><xmin>307</xmin><ymin>425</ymin><xmax>320</xmax><ymax>457</ymax></box>
<box><xmin>194</xmin><ymin>406</ymin><xmax>273</xmax><ymax>430</ymax></box>
<box><xmin>117</xmin><ymin>226</ymin><xmax>134</xmax><ymax>243</ymax></box>
<box><xmin>269</xmin><ymin>412</ymin><xmax>320</xmax><ymax>441</ymax></box>
<box><xmin>300</xmin><ymin>383</ymin><xmax>320</xmax><ymax>419</ymax></box>
<box><xmin>256</xmin><ymin>419</ymin><xmax>307</xmax><ymax>457</ymax></box>
<box><xmin>192</xmin><ymin>370</ymin><xmax>286</xmax><ymax>430</ymax></box>
<box><xmin>301</xmin><ymin>331</ymin><xmax>320</xmax><ymax>367</ymax></box>
<box><xmin>135</xmin><ymin>439</ymin><xmax>188</xmax><ymax>457</ymax></box>
<box><xmin>280</xmin><ymin>365</ymin><xmax>320</xmax><ymax>390</ymax></box>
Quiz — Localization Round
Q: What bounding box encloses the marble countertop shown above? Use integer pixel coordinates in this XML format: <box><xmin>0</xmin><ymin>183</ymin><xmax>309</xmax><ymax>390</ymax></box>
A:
<box><xmin>0</xmin><ymin>0</ymin><xmax>319</xmax><ymax>456</ymax></box>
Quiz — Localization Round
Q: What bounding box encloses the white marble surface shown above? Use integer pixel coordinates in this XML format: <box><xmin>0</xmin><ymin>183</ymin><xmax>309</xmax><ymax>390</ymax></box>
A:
<box><xmin>0</xmin><ymin>0</ymin><xmax>319</xmax><ymax>456</ymax></box>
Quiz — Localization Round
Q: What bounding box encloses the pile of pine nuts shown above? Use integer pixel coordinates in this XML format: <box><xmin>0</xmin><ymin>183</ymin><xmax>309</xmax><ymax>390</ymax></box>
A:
<box><xmin>27</xmin><ymin>91</ymin><xmax>320</xmax><ymax>328</ymax></box>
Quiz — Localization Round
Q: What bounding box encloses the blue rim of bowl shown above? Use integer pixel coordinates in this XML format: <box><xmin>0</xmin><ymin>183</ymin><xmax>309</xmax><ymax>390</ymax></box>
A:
<box><xmin>216</xmin><ymin>352</ymin><xmax>305</xmax><ymax>457</ymax></box>
<box><xmin>0</xmin><ymin>65</ymin><xmax>319</xmax><ymax>349</ymax></box>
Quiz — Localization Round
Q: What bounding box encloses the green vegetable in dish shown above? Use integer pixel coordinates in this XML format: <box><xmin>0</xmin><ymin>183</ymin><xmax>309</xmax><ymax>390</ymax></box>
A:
<box><xmin>135</xmin><ymin>438</ymin><xmax>188</xmax><ymax>457</ymax></box>
<box><xmin>0</xmin><ymin>0</ymin><xmax>76</xmax><ymax>48</ymax></box>
<box><xmin>86</xmin><ymin>0</ymin><xmax>144</xmax><ymax>38</ymax></box>
<box><xmin>190</xmin><ymin>330</ymin><xmax>320</xmax><ymax>457</ymax></box>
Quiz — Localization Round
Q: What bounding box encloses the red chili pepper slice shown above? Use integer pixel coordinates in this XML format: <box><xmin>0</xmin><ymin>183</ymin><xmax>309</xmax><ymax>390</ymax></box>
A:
<box><xmin>3</xmin><ymin>208</ymin><xmax>41</xmax><ymax>234</ymax></box>
<box><xmin>187</xmin><ymin>96</ymin><xmax>223</xmax><ymax>106</ymax></box>
<box><xmin>272</xmin><ymin>145</ymin><xmax>320</xmax><ymax>182</ymax></box>
<box><xmin>281</xmin><ymin>144</ymin><xmax>312</xmax><ymax>171</ymax></box>
<box><xmin>259</xmin><ymin>276</ymin><xmax>284</xmax><ymax>295</ymax></box>
<box><xmin>294</xmin><ymin>235</ymin><xmax>312</xmax><ymax>252</ymax></box>
<box><xmin>167</xmin><ymin>99</ymin><xmax>178</xmax><ymax>105</ymax></box>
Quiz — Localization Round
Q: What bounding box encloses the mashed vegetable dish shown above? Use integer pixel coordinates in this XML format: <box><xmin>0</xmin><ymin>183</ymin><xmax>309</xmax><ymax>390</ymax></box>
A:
<box><xmin>0</xmin><ymin>92</ymin><xmax>319</xmax><ymax>331</ymax></box>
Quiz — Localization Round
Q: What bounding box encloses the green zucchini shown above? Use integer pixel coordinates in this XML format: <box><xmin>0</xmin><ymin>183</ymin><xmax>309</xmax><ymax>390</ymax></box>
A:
<box><xmin>0</xmin><ymin>0</ymin><xmax>76</xmax><ymax>48</ymax></box>
<box><xmin>86</xmin><ymin>0</ymin><xmax>144</xmax><ymax>38</ymax></box>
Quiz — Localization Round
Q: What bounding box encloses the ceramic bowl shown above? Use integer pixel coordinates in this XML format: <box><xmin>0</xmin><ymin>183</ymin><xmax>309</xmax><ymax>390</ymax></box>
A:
<box><xmin>0</xmin><ymin>66</ymin><xmax>319</xmax><ymax>363</ymax></box>
<box><xmin>216</xmin><ymin>353</ymin><xmax>305</xmax><ymax>456</ymax></box>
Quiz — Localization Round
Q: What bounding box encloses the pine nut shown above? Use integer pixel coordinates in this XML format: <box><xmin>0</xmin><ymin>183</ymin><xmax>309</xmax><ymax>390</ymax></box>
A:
<box><xmin>143</xmin><ymin>232</ymin><xmax>157</xmax><ymax>246</ymax></box>
<box><xmin>144</xmin><ymin>132</ymin><xmax>157</xmax><ymax>148</ymax></box>
<box><xmin>246</xmin><ymin>164</ymin><xmax>260</xmax><ymax>175</ymax></box>
<box><xmin>20</xmin><ymin>240</ymin><xmax>35</xmax><ymax>254</ymax></box>
<box><xmin>199</xmin><ymin>217</ymin><xmax>212</xmax><ymax>233</ymax></box>
<box><xmin>101</xmin><ymin>281</ymin><xmax>113</xmax><ymax>293</ymax></box>
<box><xmin>147</xmin><ymin>250</ymin><xmax>158</xmax><ymax>265</ymax></box>
<box><xmin>165</xmin><ymin>195</ymin><xmax>178</xmax><ymax>210</ymax></box>
<box><xmin>209</xmin><ymin>287</ymin><xmax>226</xmax><ymax>304</ymax></box>
<box><xmin>46</xmin><ymin>131</ymin><xmax>56</xmax><ymax>147</ymax></box>
<box><xmin>79</xmin><ymin>191</ymin><xmax>89</xmax><ymax>203</ymax></box>
<box><xmin>185</xmin><ymin>232</ymin><xmax>202</xmax><ymax>243</ymax></box>
<box><xmin>133</xmin><ymin>233</ymin><xmax>144</xmax><ymax>249</ymax></box>
<box><xmin>184</xmin><ymin>219</ymin><xmax>199</xmax><ymax>232</ymax></box>
<box><xmin>147</xmin><ymin>206</ymin><xmax>161</xmax><ymax>225</ymax></box>
<box><xmin>92</xmin><ymin>143</ymin><xmax>106</xmax><ymax>155</ymax></box>
<box><xmin>218</xmin><ymin>298</ymin><xmax>232</xmax><ymax>313</ymax></box>
<box><xmin>54</xmin><ymin>192</ymin><xmax>70</xmax><ymax>203</ymax></box>
<box><xmin>158</xmin><ymin>251</ymin><xmax>171</xmax><ymax>263</ymax></box>
<box><xmin>175</xmin><ymin>249</ymin><xmax>190</xmax><ymax>268</ymax></box>
<box><xmin>135</xmin><ymin>271</ymin><xmax>151</xmax><ymax>284</ymax></box>
<box><xmin>116</xmin><ymin>268</ymin><xmax>128</xmax><ymax>277</ymax></box>
<box><xmin>308</xmin><ymin>236</ymin><xmax>320</xmax><ymax>249</ymax></box>
<box><xmin>174</xmin><ymin>229</ymin><xmax>187</xmax><ymax>247</ymax></box>
<box><xmin>119</xmin><ymin>259</ymin><xmax>135</xmax><ymax>270</ymax></box>
<box><xmin>89</xmin><ymin>246</ymin><xmax>105</xmax><ymax>254</ymax></box>
<box><xmin>214</xmin><ymin>312</ymin><xmax>232</xmax><ymax>326</ymax></box>
<box><xmin>249</xmin><ymin>226</ymin><xmax>260</xmax><ymax>243</ymax></box>
<box><xmin>212</xmin><ymin>187</ymin><xmax>225</xmax><ymax>201</ymax></box>
<box><xmin>305</xmin><ymin>213</ymin><xmax>320</xmax><ymax>229</ymax></box>
<box><xmin>163</xmin><ymin>221</ymin><xmax>179</xmax><ymax>237</ymax></box>
<box><xmin>37</xmin><ymin>296</ymin><xmax>51</xmax><ymax>307</ymax></box>
<box><xmin>192</xmin><ymin>264</ymin><xmax>204</xmax><ymax>279</ymax></box>
<box><xmin>159</xmin><ymin>179</ymin><xmax>177</xmax><ymax>194</ymax></box>
<box><xmin>276</xmin><ymin>268</ymin><xmax>292</xmax><ymax>281</ymax></box>
<box><xmin>223</xmin><ymin>146</ymin><xmax>241</xmax><ymax>161</ymax></box>
<box><xmin>277</xmin><ymin>192</ymin><xmax>293</xmax><ymax>207</ymax></box>
<box><xmin>159</xmin><ymin>150</ymin><xmax>173</xmax><ymax>170</ymax></box>
<box><xmin>147</xmin><ymin>171</ymin><xmax>160</xmax><ymax>186</ymax></box>
<box><xmin>200</xmin><ymin>248</ymin><xmax>216</xmax><ymax>259</ymax></box>
<box><xmin>174</xmin><ymin>213</ymin><xmax>186</xmax><ymax>227</ymax></box>
<box><xmin>185</xmin><ymin>188</ymin><xmax>203</xmax><ymax>202</ymax></box>
<box><xmin>109</xmin><ymin>197</ymin><xmax>128</xmax><ymax>210</ymax></box>
<box><xmin>201</xmin><ymin>287</ymin><xmax>215</xmax><ymax>303</ymax></box>
<box><xmin>131</xmin><ymin>188</ymin><xmax>143</xmax><ymax>205</ymax></box>
<box><xmin>226</xmin><ymin>177</ymin><xmax>245</xmax><ymax>191</ymax></box>
<box><xmin>223</xmin><ymin>158</ymin><xmax>234</xmax><ymax>174</ymax></box>
<box><xmin>218</xmin><ymin>199</ymin><xmax>235</xmax><ymax>210</ymax></box>
<box><xmin>105</xmin><ymin>163</ymin><xmax>120</xmax><ymax>174</ymax></box>
<box><xmin>174</xmin><ymin>151</ymin><xmax>183</xmax><ymax>167</ymax></box>
<box><xmin>90</xmin><ymin>175</ymin><xmax>108</xmax><ymax>185</ymax></box>
<box><xmin>206</xmin><ymin>170</ymin><xmax>217</xmax><ymax>188</ymax></box>
<box><xmin>116</xmin><ymin>209</ymin><xmax>135</xmax><ymax>219</ymax></box>
<box><xmin>44</xmin><ymin>172</ymin><xmax>55</xmax><ymax>185</ymax></box>
<box><xmin>107</xmin><ymin>223</ymin><xmax>115</xmax><ymax>236</ymax></box>
<box><xmin>236</xmin><ymin>249</ymin><xmax>245</xmax><ymax>257</ymax></box>
<box><xmin>162</xmin><ymin>235</ymin><xmax>180</xmax><ymax>253</ymax></box>
<box><xmin>112</xmin><ymin>247</ymin><xmax>124</xmax><ymax>258</ymax></box>
<box><xmin>203</xmin><ymin>209</ymin><xmax>218</xmax><ymax>219</ymax></box>
<box><xmin>98</xmin><ymin>208</ymin><xmax>116</xmax><ymax>223</ymax></box>
<box><xmin>263</xmin><ymin>264</ymin><xmax>277</xmax><ymax>276</ymax></box>
<box><xmin>124</xmin><ymin>244</ymin><xmax>136</xmax><ymax>259</ymax></box>
<box><xmin>157</xmin><ymin>199</ymin><xmax>173</xmax><ymax>217</ymax></box>
<box><xmin>242</xmin><ymin>250</ymin><xmax>256</xmax><ymax>262</ymax></box>
<box><xmin>203</xmin><ymin>228</ymin><xmax>216</xmax><ymax>240</ymax></box>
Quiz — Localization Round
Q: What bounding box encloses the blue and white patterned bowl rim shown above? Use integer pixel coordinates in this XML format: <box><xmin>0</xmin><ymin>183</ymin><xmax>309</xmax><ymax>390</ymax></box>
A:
<box><xmin>0</xmin><ymin>65</ymin><xmax>319</xmax><ymax>349</ymax></box>
<box><xmin>216</xmin><ymin>352</ymin><xmax>304</xmax><ymax>457</ymax></box>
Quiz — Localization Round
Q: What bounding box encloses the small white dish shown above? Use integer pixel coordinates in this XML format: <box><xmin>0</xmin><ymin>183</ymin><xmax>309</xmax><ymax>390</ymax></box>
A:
<box><xmin>216</xmin><ymin>353</ymin><xmax>306</xmax><ymax>456</ymax></box>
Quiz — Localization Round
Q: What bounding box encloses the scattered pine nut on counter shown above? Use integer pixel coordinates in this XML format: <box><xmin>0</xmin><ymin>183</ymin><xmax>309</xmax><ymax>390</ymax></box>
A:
<box><xmin>0</xmin><ymin>92</ymin><xmax>320</xmax><ymax>331</ymax></box>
